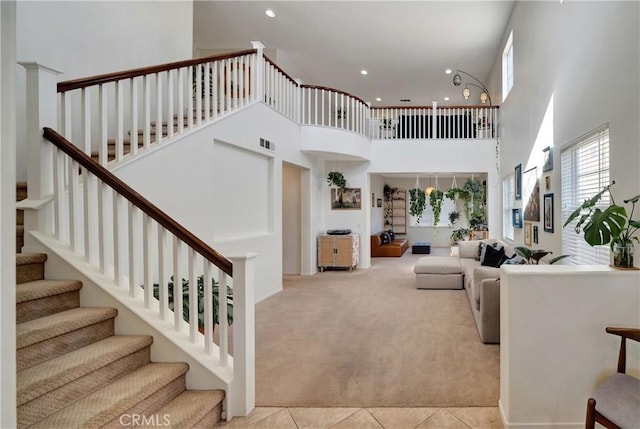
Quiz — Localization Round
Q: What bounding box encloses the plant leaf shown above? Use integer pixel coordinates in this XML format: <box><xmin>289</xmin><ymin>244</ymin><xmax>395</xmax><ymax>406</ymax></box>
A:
<box><xmin>548</xmin><ymin>255</ymin><xmax>572</xmax><ymax>264</ymax></box>
<box><xmin>514</xmin><ymin>246</ymin><xmax>532</xmax><ymax>261</ymax></box>
<box><xmin>623</xmin><ymin>194</ymin><xmax>640</xmax><ymax>204</ymax></box>
<box><xmin>582</xmin><ymin>205</ymin><xmax>626</xmax><ymax>246</ymax></box>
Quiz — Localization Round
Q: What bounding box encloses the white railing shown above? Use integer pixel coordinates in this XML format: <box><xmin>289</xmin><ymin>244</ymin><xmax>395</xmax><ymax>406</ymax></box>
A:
<box><xmin>263</xmin><ymin>56</ymin><xmax>300</xmax><ymax>121</ymax></box>
<box><xmin>21</xmin><ymin>64</ymin><xmax>255</xmax><ymax>419</ymax></box>
<box><xmin>301</xmin><ymin>85</ymin><xmax>369</xmax><ymax>136</ymax></box>
<box><xmin>369</xmin><ymin>105</ymin><xmax>499</xmax><ymax>140</ymax></box>
<box><xmin>57</xmin><ymin>50</ymin><xmax>258</xmax><ymax>167</ymax></box>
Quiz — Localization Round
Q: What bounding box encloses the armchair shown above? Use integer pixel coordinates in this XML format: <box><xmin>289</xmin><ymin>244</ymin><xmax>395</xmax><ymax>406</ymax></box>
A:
<box><xmin>585</xmin><ymin>327</ymin><xmax>640</xmax><ymax>429</ymax></box>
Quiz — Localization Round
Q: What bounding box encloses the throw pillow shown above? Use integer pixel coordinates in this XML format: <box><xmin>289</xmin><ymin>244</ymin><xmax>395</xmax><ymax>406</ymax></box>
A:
<box><xmin>503</xmin><ymin>255</ymin><xmax>527</xmax><ymax>265</ymax></box>
<box><xmin>381</xmin><ymin>232</ymin><xmax>391</xmax><ymax>245</ymax></box>
<box><xmin>477</xmin><ymin>242</ymin><xmax>487</xmax><ymax>261</ymax></box>
<box><xmin>481</xmin><ymin>244</ymin><xmax>506</xmax><ymax>268</ymax></box>
<box><xmin>387</xmin><ymin>230</ymin><xmax>395</xmax><ymax>241</ymax></box>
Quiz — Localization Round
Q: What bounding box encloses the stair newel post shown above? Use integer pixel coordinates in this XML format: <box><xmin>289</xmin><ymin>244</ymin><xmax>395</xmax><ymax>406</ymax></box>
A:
<box><xmin>18</xmin><ymin>62</ymin><xmax>62</xmax><ymax>248</ymax></box>
<box><xmin>250</xmin><ymin>41</ymin><xmax>265</xmax><ymax>105</ymax></box>
<box><xmin>227</xmin><ymin>253</ymin><xmax>257</xmax><ymax>419</ymax></box>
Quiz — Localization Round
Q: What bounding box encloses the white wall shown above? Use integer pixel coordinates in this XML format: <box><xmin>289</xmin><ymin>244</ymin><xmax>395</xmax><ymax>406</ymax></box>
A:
<box><xmin>282</xmin><ymin>162</ymin><xmax>302</xmax><ymax>275</ymax></box>
<box><xmin>500</xmin><ymin>266</ymin><xmax>640</xmax><ymax>428</ymax></box>
<box><xmin>492</xmin><ymin>1</ymin><xmax>640</xmax><ymax>261</ymax></box>
<box><xmin>15</xmin><ymin>0</ymin><xmax>194</xmax><ymax>180</ymax></box>
<box><xmin>369</xmin><ymin>174</ymin><xmax>385</xmax><ymax>233</ymax></box>
<box><xmin>115</xmin><ymin>103</ymin><xmax>314</xmax><ymax>302</ymax></box>
<box><xmin>0</xmin><ymin>1</ymin><xmax>17</xmax><ymax>426</ymax></box>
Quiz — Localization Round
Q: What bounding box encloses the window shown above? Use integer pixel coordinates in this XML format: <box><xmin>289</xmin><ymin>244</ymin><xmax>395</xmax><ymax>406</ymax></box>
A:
<box><xmin>502</xmin><ymin>31</ymin><xmax>514</xmax><ymax>101</ymax></box>
<box><xmin>410</xmin><ymin>197</ymin><xmax>456</xmax><ymax>227</ymax></box>
<box><xmin>502</xmin><ymin>173</ymin><xmax>515</xmax><ymax>240</ymax></box>
<box><xmin>561</xmin><ymin>126</ymin><xmax>610</xmax><ymax>265</ymax></box>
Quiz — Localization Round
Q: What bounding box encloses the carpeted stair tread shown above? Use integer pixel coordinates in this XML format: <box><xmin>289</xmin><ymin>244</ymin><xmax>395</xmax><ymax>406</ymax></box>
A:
<box><xmin>17</xmin><ymin>307</ymin><xmax>117</xmax><ymax>349</ymax></box>
<box><xmin>30</xmin><ymin>362</ymin><xmax>189</xmax><ymax>429</ymax></box>
<box><xmin>17</xmin><ymin>181</ymin><xmax>28</xmax><ymax>201</ymax></box>
<box><xmin>17</xmin><ymin>252</ymin><xmax>47</xmax><ymax>266</ymax></box>
<box><xmin>16</xmin><ymin>279</ymin><xmax>82</xmax><ymax>304</ymax></box>
<box><xmin>140</xmin><ymin>390</ymin><xmax>224</xmax><ymax>428</ymax></box>
<box><xmin>17</xmin><ymin>335</ymin><xmax>153</xmax><ymax>406</ymax></box>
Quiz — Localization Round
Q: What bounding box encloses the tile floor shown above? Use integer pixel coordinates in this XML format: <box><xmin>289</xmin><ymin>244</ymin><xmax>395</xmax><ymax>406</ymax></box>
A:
<box><xmin>219</xmin><ymin>407</ymin><xmax>504</xmax><ymax>428</ymax></box>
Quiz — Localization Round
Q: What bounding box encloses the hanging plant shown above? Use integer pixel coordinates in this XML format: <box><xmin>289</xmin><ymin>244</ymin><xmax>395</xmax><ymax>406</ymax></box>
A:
<box><xmin>409</xmin><ymin>188</ymin><xmax>426</xmax><ymax>224</ymax></box>
<box><xmin>327</xmin><ymin>171</ymin><xmax>347</xmax><ymax>191</ymax></box>
<box><xmin>430</xmin><ymin>189</ymin><xmax>444</xmax><ymax>226</ymax></box>
<box><xmin>463</xmin><ymin>178</ymin><xmax>484</xmax><ymax>201</ymax></box>
<box><xmin>448</xmin><ymin>210</ymin><xmax>461</xmax><ymax>227</ymax></box>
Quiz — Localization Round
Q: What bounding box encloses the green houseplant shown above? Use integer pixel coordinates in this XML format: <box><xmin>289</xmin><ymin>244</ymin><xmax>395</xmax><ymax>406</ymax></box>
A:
<box><xmin>563</xmin><ymin>182</ymin><xmax>640</xmax><ymax>268</ymax></box>
<box><xmin>429</xmin><ymin>189</ymin><xmax>444</xmax><ymax>225</ymax></box>
<box><xmin>450</xmin><ymin>228</ymin><xmax>469</xmax><ymax>246</ymax></box>
<box><xmin>409</xmin><ymin>188</ymin><xmax>426</xmax><ymax>224</ymax></box>
<box><xmin>327</xmin><ymin>171</ymin><xmax>347</xmax><ymax>191</ymax></box>
<box><xmin>152</xmin><ymin>276</ymin><xmax>233</xmax><ymax>331</ymax></box>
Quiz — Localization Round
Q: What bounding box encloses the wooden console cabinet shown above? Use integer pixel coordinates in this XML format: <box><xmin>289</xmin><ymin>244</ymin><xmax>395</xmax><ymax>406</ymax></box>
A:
<box><xmin>317</xmin><ymin>234</ymin><xmax>359</xmax><ymax>272</ymax></box>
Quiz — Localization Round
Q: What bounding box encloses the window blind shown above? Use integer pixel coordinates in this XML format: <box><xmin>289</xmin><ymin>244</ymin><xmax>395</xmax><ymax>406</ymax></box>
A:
<box><xmin>502</xmin><ymin>173</ymin><xmax>515</xmax><ymax>240</ymax></box>
<box><xmin>561</xmin><ymin>126</ymin><xmax>610</xmax><ymax>265</ymax></box>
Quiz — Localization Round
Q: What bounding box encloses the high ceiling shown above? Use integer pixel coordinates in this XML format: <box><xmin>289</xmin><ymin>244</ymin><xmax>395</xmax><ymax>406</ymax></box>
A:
<box><xmin>193</xmin><ymin>1</ymin><xmax>515</xmax><ymax>107</ymax></box>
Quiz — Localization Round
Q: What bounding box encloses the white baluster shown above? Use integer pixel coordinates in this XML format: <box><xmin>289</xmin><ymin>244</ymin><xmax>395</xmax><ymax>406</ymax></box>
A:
<box><xmin>128</xmin><ymin>202</ymin><xmax>138</xmax><ymax>297</ymax></box>
<box><xmin>82</xmin><ymin>169</ymin><xmax>91</xmax><ymax>262</ymax></box>
<box><xmin>173</xmin><ymin>236</ymin><xmax>182</xmax><ymax>331</ymax></box>
<box><xmin>116</xmin><ymin>80</ymin><xmax>124</xmax><ymax>161</ymax></box>
<box><xmin>167</xmin><ymin>69</ymin><xmax>174</xmax><ymax>139</ymax></box>
<box><xmin>196</xmin><ymin>64</ymin><xmax>203</xmax><ymax>124</ymax></box>
<box><xmin>177</xmin><ymin>68</ymin><xmax>184</xmax><ymax>134</ymax></box>
<box><xmin>112</xmin><ymin>190</ymin><xmax>120</xmax><ymax>285</ymax></box>
<box><xmin>203</xmin><ymin>260</ymin><xmax>213</xmax><ymax>354</ymax></box>
<box><xmin>158</xmin><ymin>225</ymin><xmax>167</xmax><ymax>320</ymax></box>
<box><xmin>225</xmin><ymin>59</ymin><xmax>232</xmax><ymax>114</ymax></box>
<box><xmin>81</xmin><ymin>88</ymin><xmax>91</xmax><ymax>156</ymax></box>
<box><xmin>143</xmin><ymin>75</ymin><xmax>151</xmax><ymax>149</ymax></box>
<box><xmin>68</xmin><ymin>159</ymin><xmax>79</xmax><ymax>252</ymax></box>
<box><xmin>187</xmin><ymin>66</ymin><xmax>194</xmax><ymax>128</ymax></box>
<box><xmin>155</xmin><ymin>72</ymin><xmax>163</xmax><ymax>145</ymax></box>
<box><xmin>218</xmin><ymin>271</ymin><xmax>229</xmax><ymax>366</ymax></box>
<box><xmin>212</xmin><ymin>62</ymin><xmax>218</xmax><ymax>119</ymax></box>
<box><xmin>204</xmin><ymin>63</ymin><xmax>211</xmax><ymax>121</ymax></box>
<box><xmin>130</xmin><ymin>78</ymin><xmax>139</xmax><ymax>156</ymax></box>
<box><xmin>98</xmin><ymin>179</ymin><xmax>106</xmax><ymax>274</ymax></box>
<box><xmin>143</xmin><ymin>213</ymin><xmax>152</xmax><ymax>307</ymax></box>
<box><xmin>53</xmin><ymin>148</ymin><xmax>64</xmax><ymax>241</ymax></box>
<box><xmin>99</xmin><ymin>84</ymin><xmax>108</xmax><ymax>166</ymax></box>
<box><xmin>188</xmin><ymin>249</ymin><xmax>198</xmax><ymax>341</ymax></box>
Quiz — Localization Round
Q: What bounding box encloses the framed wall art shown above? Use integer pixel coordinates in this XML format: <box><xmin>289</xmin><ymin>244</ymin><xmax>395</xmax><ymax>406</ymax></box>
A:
<box><xmin>524</xmin><ymin>222</ymin><xmax>533</xmax><ymax>246</ymax></box>
<box><xmin>512</xmin><ymin>208</ymin><xmax>523</xmax><ymax>228</ymax></box>
<box><xmin>523</xmin><ymin>167</ymin><xmax>540</xmax><ymax>222</ymax></box>
<box><xmin>377</xmin><ymin>198</ymin><xmax>382</xmax><ymax>208</ymax></box>
<box><xmin>533</xmin><ymin>225</ymin><xmax>539</xmax><ymax>244</ymax></box>
<box><xmin>543</xmin><ymin>146</ymin><xmax>553</xmax><ymax>172</ymax></box>
<box><xmin>515</xmin><ymin>163</ymin><xmax>522</xmax><ymax>200</ymax></box>
<box><xmin>543</xmin><ymin>193</ymin><xmax>554</xmax><ymax>232</ymax></box>
<box><xmin>331</xmin><ymin>187</ymin><xmax>362</xmax><ymax>210</ymax></box>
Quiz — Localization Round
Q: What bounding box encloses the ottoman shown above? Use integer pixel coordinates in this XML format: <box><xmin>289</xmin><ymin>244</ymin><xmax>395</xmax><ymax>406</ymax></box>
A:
<box><xmin>412</xmin><ymin>242</ymin><xmax>431</xmax><ymax>254</ymax></box>
<box><xmin>414</xmin><ymin>256</ymin><xmax>463</xmax><ymax>289</ymax></box>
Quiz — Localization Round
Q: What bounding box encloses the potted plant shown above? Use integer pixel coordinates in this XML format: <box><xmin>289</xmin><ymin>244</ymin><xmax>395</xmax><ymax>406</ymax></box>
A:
<box><xmin>152</xmin><ymin>276</ymin><xmax>233</xmax><ymax>332</ymax></box>
<box><xmin>409</xmin><ymin>187</ymin><xmax>426</xmax><ymax>224</ymax></box>
<box><xmin>563</xmin><ymin>181</ymin><xmax>640</xmax><ymax>268</ymax></box>
<box><xmin>450</xmin><ymin>228</ymin><xmax>469</xmax><ymax>246</ymax></box>
<box><xmin>448</xmin><ymin>210</ymin><xmax>461</xmax><ymax>227</ymax></box>
<box><xmin>327</xmin><ymin>171</ymin><xmax>347</xmax><ymax>192</ymax></box>
<box><xmin>430</xmin><ymin>189</ymin><xmax>444</xmax><ymax>225</ymax></box>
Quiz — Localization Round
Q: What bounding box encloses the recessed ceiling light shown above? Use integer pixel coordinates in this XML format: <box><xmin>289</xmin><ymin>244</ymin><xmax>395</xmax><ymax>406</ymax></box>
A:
<box><xmin>445</xmin><ymin>69</ymin><xmax>452</xmax><ymax>74</ymax></box>
<box><xmin>376</xmin><ymin>97</ymin><xmax>382</xmax><ymax>102</ymax></box>
<box><xmin>265</xmin><ymin>9</ymin><xmax>275</xmax><ymax>18</ymax></box>
<box><xmin>361</xmin><ymin>70</ymin><xmax>368</xmax><ymax>75</ymax></box>
<box><xmin>444</xmin><ymin>97</ymin><xmax>450</xmax><ymax>101</ymax></box>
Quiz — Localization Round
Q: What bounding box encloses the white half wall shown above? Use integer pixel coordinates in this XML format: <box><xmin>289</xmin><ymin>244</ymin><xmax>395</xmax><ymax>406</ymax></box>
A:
<box><xmin>15</xmin><ymin>0</ymin><xmax>194</xmax><ymax>180</ymax></box>
<box><xmin>500</xmin><ymin>265</ymin><xmax>640</xmax><ymax>428</ymax></box>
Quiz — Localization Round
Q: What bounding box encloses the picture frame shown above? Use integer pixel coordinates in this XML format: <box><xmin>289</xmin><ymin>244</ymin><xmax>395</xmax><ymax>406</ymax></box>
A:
<box><xmin>377</xmin><ymin>198</ymin><xmax>382</xmax><ymax>208</ymax></box>
<box><xmin>524</xmin><ymin>222</ymin><xmax>533</xmax><ymax>246</ymax></box>
<box><xmin>543</xmin><ymin>146</ymin><xmax>553</xmax><ymax>172</ymax></box>
<box><xmin>543</xmin><ymin>193</ymin><xmax>554</xmax><ymax>232</ymax></box>
<box><xmin>545</xmin><ymin>175</ymin><xmax>551</xmax><ymax>191</ymax></box>
<box><xmin>512</xmin><ymin>208</ymin><xmax>523</xmax><ymax>228</ymax></box>
<box><xmin>331</xmin><ymin>187</ymin><xmax>362</xmax><ymax>210</ymax></box>
<box><xmin>523</xmin><ymin>167</ymin><xmax>540</xmax><ymax>222</ymax></box>
<box><xmin>533</xmin><ymin>225</ymin><xmax>539</xmax><ymax>244</ymax></box>
<box><xmin>515</xmin><ymin>163</ymin><xmax>522</xmax><ymax>200</ymax></box>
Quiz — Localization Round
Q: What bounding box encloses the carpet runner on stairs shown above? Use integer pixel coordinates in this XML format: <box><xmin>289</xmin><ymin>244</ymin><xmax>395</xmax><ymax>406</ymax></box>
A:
<box><xmin>15</xmin><ymin>182</ymin><xmax>225</xmax><ymax>428</ymax></box>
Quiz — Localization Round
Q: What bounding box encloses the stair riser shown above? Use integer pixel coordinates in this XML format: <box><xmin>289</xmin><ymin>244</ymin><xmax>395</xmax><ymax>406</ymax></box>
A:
<box><xmin>18</xmin><ymin>347</ymin><xmax>151</xmax><ymax>427</ymax></box>
<box><xmin>17</xmin><ymin>291</ymin><xmax>80</xmax><ymax>324</ymax></box>
<box><xmin>17</xmin><ymin>262</ymin><xmax>45</xmax><ymax>284</ymax></box>
<box><xmin>194</xmin><ymin>402</ymin><xmax>223</xmax><ymax>428</ymax></box>
<box><xmin>17</xmin><ymin>319</ymin><xmax>115</xmax><ymax>371</ymax></box>
<box><xmin>102</xmin><ymin>377</ymin><xmax>186</xmax><ymax>429</ymax></box>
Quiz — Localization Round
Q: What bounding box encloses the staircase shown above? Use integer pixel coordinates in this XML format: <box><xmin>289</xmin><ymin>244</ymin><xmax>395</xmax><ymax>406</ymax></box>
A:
<box><xmin>15</xmin><ymin>185</ymin><xmax>225</xmax><ymax>428</ymax></box>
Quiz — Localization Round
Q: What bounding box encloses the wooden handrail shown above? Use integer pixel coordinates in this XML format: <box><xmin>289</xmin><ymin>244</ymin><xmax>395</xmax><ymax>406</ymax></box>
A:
<box><xmin>43</xmin><ymin>127</ymin><xmax>233</xmax><ymax>276</ymax></box>
<box><xmin>58</xmin><ymin>49</ymin><xmax>257</xmax><ymax>93</ymax></box>
<box><xmin>263</xmin><ymin>55</ymin><xmax>299</xmax><ymax>86</ymax></box>
<box><xmin>300</xmin><ymin>84</ymin><xmax>368</xmax><ymax>106</ymax></box>
<box><xmin>371</xmin><ymin>105</ymin><xmax>500</xmax><ymax>110</ymax></box>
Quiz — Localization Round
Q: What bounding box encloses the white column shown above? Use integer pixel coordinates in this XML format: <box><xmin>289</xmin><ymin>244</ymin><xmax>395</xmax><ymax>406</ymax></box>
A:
<box><xmin>227</xmin><ymin>253</ymin><xmax>258</xmax><ymax>419</ymax></box>
<box><xmin>0</xmin><ymin>1</ymin><xmax>17</xmax><ymax>426</ymax></box>
<box><xmin>250</xmin><ymin>41</ymin><xmax>265</xmax><ymax>104</ymax></box>
<box><xmin>18</xmin><ymin>62</ymin><xmax>62</xmax><ymax>244</ymax></box>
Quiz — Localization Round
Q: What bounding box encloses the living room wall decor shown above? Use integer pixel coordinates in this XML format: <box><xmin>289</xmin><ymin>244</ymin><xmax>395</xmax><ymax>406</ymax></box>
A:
<box><xmin>515</xmin><ymin>164</ymin><xmax>522</xmax><ymax>200</ymax></box>
<box><xmin>523</xmin><ymin>167</ymin><xmax>540</xmax><ymax>221</ymax></box>
<box><xmin>513</xmin><ymin>208</ymin><xmax>523</xmax><ymax>228</ymax></box>
<box><xmin>331</xmin><ymin>187</ymin><xmax>361</xmax><ymax>210</ymax></box>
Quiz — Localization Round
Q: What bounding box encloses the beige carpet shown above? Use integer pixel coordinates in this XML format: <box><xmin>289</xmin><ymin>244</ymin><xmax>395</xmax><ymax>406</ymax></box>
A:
<box><xmin>255</xmin><ymin>249</ymin><xmax>499</xmax><ymax>408</ymax></box>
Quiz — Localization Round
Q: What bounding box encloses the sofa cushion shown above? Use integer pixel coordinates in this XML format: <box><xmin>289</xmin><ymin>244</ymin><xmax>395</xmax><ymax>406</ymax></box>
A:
<box><xmin>414</xmin><ymin>256</ymin><xmax>461</xmax><ymax>274</ymax></box>
<box><xmin>459</xmin><ymin>240</ymin><xmax>481</xmax><ymax>259</ymax></box>
<box><xmin>473</xmin><ymin>266</ymin><xmax>501</xmax><ymax>307</ymax></box>
<box><xmin>481</xmin><ymin>245</ymin><xmax>507</xmax><ymax>268</ymax></box>
<box><xmin>503</xmin><ymin>255</ymin><xmax>527</xmax><ymax>265</ymax></box>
